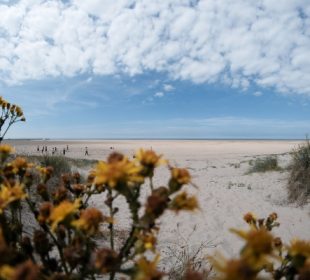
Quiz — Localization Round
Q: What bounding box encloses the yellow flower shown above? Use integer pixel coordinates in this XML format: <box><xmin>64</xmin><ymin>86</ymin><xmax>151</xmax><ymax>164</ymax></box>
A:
<box><xmin>15</xmin><ymin>106</ymin><xmax>23</xmax><ymax>117</ymax></box>
<box><xmin>72</xmin><ymin>208</ymin><xmax>105</xmax><ymax>235</ymax></box>
<box><xmin>168</xmin><ymin>167</ymin><xmax>192</xmax><ymax>193</ymax></box>
<box><xmin>93</xmin><ymin>157</ymin><xmax>144</xmax><ymax>188</ymax></box>
<box><xmin>0</xmin><ymin>184</ymin><xmax>27</xmax><ymax>214</ymax></box>
<box><xmin>210</xmin><ymin>257</ymin><xmax>257</xmax><ymax>280</ymax></box>
<box><xmin>9</xmin><ymin>184</ymin><xmax>27</xmax><ymax>199</ymax></box>
<box><xmin>11</xmin><ymin>157</ymin><xmax>32</xmax><ymax>173</ymax></box>
<box><xmin>169</xmin><ymin>191</ymin><xmax>199</xmax><ymax>212</ymax></box>
<box><xmin>49</xmin><ymin>199</ymin><xmax>80</xmax><ymax>231</ymax></box>
<box><xmin>136</xmin><ymin>149</ymin><xmax>164</xmax><ymax>166</ymax></box>
<box><xmin>0</xmin><ymin>265</ymin><xmax>14</xmax><ymax>279</ymax></box>
<box><xmin>1</xmin><ymin>102</ymin><xmax>7</xmax><ymax>110</ymax></box>
<box><xmin>247</xmin><ymin>229</ymin><xmax>274</xmax><ymax>255</ymax></box>
<box><xmin>135</xmin><ymin>232</ymin><xmax>157</xmax><ymax>253</ymax></box>
<box><xmin>136</xmin><ymin>149</ymin><xmax>166</xmax><ymax>176</ymax></box>
<box><xmin>0</xmin><ymin>145</ymin><xmax>14</xmax><ymax>154</ymax></box>
<box><xmin>11</xmin><ymin>157</ymin><xmax>28</xmax><ymax>168</ymax></box>
<box><xmin>37</xmin><ymin>166</ymin><xmax>53</xmax><ymax>176</ymax></box>
<box><xmin>134</xmin><ymin>255</ymin><xmax>163</xmax><ymax>280</ymax></box>
<box><xmin>230</xmin><ymin>228</ymin><xmax>275</xmax><ymax>270</ymax></box>
<box><xmin>171</xmin><ymin>168</ymin><xmax>191</xmax><ymax>185</ymax></box>
<box><xmin>288</xmin><ymin>239</ymin><xmax>310</xmax><ymax>258</ymax></box>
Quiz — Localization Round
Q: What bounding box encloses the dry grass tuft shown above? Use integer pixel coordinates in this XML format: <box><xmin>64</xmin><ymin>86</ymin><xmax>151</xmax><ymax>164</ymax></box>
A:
<box><xmin>287</xmin><ymin>139</ymin><xmax>310</xmax><ymax>204</ymax></box>
<box><xmin>161</xmin><ymin>224</ymin><xmax>214</xmax><ymax>279</ymax></box>
<box><xmin>247</xmin><ymin>156</ymin><xmax>281</xmax><ymax>174</ymax></box>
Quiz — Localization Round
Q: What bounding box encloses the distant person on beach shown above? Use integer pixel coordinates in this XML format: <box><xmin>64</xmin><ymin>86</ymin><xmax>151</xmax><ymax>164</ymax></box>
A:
<box><xmin>63</xmin><ymin>148</ymin><xmax>66</xmax><ymax>155</ymax></box>
<box><xmin>66</xmin><ymin>145</ymin><xmax>69</xmax><ymax>151</ymax></box>
<box><xmin>85</xmin><ymin>147</ymin><xmax>89</xmax><ymax>156</ymax></box>
<box><xmin>45</xmin><ymin>146</ymin><xmax>47</xmax><ymax>152</ymax></box>
<box><xmin>37</xmin><ymin>146</ymin><xmax>39</xmax><ymax>152</ymax></box>
<box><xmin>41</xmin><ymin>147</ymin><xmax>44</xmax><ymax>154</ymax></box>
<box><xmin>52</xmin><ymin>148</ymin><xmax>55</xmax><ymax>155</ymax></box>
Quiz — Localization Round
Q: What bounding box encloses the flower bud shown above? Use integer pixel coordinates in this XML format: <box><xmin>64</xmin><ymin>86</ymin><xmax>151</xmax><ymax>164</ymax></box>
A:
<box><xmin>33</xmin><ymin>230</ymin><xmax>50</xmax><ymax>256</ymax></box>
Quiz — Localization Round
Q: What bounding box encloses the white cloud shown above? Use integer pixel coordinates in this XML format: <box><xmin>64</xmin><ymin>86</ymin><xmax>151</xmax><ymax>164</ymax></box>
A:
<box><xmin>154</xmin><ymin>91</ymin><xmax>164</xmax><ymax>97</ymax></box>
<box><xmin>0</xmin><ymin>0</ymin><xmax>309</xmax><ymax>96</ymax></box>
<box><xmin>253</xmin><ymin>91</ymin><xmax>263</xmax><ymax>97</ymax></box>
<box><xmin>163</xmin><ymin>84</ymin><xmax>174</xmax><ymax>92</ymax></box>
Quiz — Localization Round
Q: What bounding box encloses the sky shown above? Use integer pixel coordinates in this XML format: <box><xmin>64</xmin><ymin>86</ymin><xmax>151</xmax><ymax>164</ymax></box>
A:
<box><xmin>0</xmin><ymin>0</ymin><xmax>309</xmax><ymax>139</ymax></box>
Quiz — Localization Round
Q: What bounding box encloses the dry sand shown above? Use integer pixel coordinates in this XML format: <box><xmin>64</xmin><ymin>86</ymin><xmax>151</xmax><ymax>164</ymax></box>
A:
<box><xmin>6</xmin><ymin>139</ymin><xmax>310</xmax><ymax>265</ymax></box>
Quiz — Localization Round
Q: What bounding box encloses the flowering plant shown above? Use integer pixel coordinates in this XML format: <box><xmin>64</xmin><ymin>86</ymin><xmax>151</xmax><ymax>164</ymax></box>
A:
<box><xmin>0</xmin><ymin>97</ymin><xmax>25</xmax><ymax>143</ymax></box>
<box><xmin>0</xmin><ymin>144</ymin><xmax>198</xmax><ymax>279</ymax></box>
<box><xmin>209</xmin><ymin>212</ymin><xmax>310</xmax><ymax>280</ymax></box>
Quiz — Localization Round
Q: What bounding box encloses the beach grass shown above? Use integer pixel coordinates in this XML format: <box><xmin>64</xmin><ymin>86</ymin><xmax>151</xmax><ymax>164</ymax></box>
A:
<box><xmin>247</xmin><ymin>156</ymin><xmax>281</xmax><ymax>174</ymax></box>
<box><xmin>287</xmin><ymin>139</ymin><xmax>310</xmax><ymax>204</ymax></box>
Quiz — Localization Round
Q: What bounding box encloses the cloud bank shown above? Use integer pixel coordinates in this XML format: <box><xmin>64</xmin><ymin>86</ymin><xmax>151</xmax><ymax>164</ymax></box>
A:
<box><xmin>0</xmin><ymin>0</ymin><xmax>309</xmax><ymax>96</ymax></box>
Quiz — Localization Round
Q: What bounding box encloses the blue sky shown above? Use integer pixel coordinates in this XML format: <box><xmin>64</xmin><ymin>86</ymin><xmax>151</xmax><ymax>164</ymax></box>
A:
<box><xmin>0</xmin><ymin>0</ymin><xmax>309</xmax><ymax>139</ymax></box>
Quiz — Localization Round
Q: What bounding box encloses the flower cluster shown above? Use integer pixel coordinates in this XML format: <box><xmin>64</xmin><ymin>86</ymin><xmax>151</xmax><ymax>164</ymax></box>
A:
<box><xmin>0</xmin><ymin>144</ymin><xmax>198</xmax><ymax>279</ymax></box>
<box><xmin>209</xmin><ymin>212</ymin><xmax>310</xmax><ymax>280</ymax></box>
<box><xmin>0</xmin><ymin>96</ymin><xmax>25</xmax><ymax>142</ymax></box>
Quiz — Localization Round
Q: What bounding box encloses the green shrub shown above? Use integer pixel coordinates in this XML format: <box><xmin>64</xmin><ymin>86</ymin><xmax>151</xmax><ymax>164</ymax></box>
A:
<box><xmin>287</xmin><ymin>139</ymin><xmax>310</xmax><ymax>204</ymax></box>
<box><xmin>22</xmin><ymin>155</ymin><xmax>73</xmax><ymax>192</ymax></box>
<box><xmin>37</xmin><ymin>155</ymin><xmax>71</xmax><ymax>176</ymax></box>
<box><xmin>247</xmin><ymin>156</ymin><xmax>281</xmax><ymax>173</ymax></box>
<box><xmin>66</xmin><ymin>157</ymin><xmax>97</xmax><ymax>168</ymax></box>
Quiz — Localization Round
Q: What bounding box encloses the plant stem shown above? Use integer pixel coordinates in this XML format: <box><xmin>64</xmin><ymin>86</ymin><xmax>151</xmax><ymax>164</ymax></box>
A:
<box><xmin>119</xmin><ymin>187</ymin><xmax>140</xmax><ymax>261</ymax></box>
<box><xmin>108</xmin><ymin>189</ymin><xmax>115</xmax><ymax>251</ymax></box>
<box><xmin>150</xmin><ymin>176</ymin><xmax>154</xmax><ymax>191</ymax></box>
<box><xmin>45</xmin><ymin>227</ymin><xmax>69</xmax><ymax>275</ymax></box>
<box><xmin>107</xmin><ymin>189</ymin><xmax>116</xmax><ymax>280</ymax></box>
<box><xmin>25</xmin><ymin>197</ymin><xmax>69</xmax><ymax>275</ymax></box>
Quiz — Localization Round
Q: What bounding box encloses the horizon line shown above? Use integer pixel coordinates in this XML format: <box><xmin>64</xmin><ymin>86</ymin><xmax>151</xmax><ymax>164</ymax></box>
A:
<box><xmin>4</xmin><ymin>137</ymin><xmax>306</xmax><ymax>141</ymax></box>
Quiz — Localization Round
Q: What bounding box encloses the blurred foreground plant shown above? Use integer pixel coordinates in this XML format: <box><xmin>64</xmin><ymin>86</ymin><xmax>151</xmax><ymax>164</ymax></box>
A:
<box><xmin>0</xmin><ymin>96</ymin><xmax>25</xmax><ymax>142</ymax></box>
<box><xmin>0</xmin><ymin>145</ymin><xmax>198</xmax><ymax>279</ymax></box>
<box><xmin>208</xmin><ymin>212</ymin><xmax>310</xmax><ymax>280</ymax></box>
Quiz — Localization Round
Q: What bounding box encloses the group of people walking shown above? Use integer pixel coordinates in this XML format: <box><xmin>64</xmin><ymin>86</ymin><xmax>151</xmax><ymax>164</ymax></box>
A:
<box><xmin>36</xmin><ymin>145</ymin><xmax>89</xmax><ymax>156</ymax></box>
<box><xmin>36</xmin><ymin>145</ymin><xmax>69</xmax><ymax>155</ymax></box>
<box><xmin>37</xmin><ymin>146</ymin><xmax>48</xmax><ymax>153</ymax></box>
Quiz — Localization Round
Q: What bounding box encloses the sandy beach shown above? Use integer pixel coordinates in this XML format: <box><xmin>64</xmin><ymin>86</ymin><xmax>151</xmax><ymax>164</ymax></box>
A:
<box><xmin>5</xmin><ymin>139</ymin><xmax>310</xmax><ymax>266</ymax></box>
<box><xmin>5</xmin><ymin>139</ymin><xmax>304</xmax><ymax>160</ymax></box>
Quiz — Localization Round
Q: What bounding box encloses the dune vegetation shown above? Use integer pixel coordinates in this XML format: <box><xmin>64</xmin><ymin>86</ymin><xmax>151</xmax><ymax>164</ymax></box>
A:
<box><xmin>247</xmin><ymin>156</ymin><xmax>281</xmax><ymax>174</ymax></box>
<box><xmin>287</xmin><ymin>139</ymin><xmax>310</xmax><ymax>205</ymax></box>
